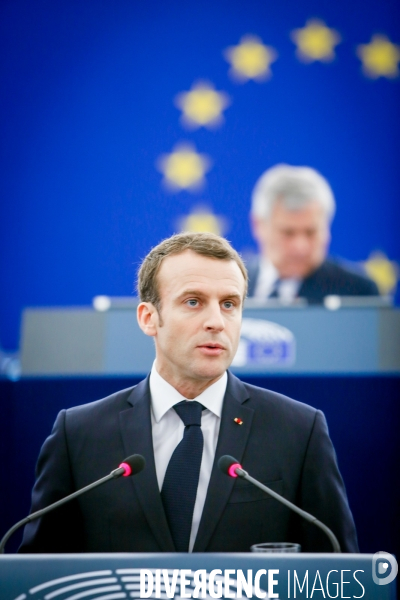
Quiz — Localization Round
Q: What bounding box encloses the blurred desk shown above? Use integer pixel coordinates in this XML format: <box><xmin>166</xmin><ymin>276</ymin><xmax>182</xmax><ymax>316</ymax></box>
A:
<box><xmin>20</xmin><ymin>301</ymin><xmax>400</xmax><ymax>375</ymax></box>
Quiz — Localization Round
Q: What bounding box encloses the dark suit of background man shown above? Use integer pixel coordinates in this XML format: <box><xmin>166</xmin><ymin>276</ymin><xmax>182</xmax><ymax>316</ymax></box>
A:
<box><xmin>20</xmin><ymin>232</ymin><xmax>358</xmax><ymax>553</ymax></box>
<box><xmin>247</xmin><ymin>164</ymin><xmax>379</xmax><ymax>303</ymax></box>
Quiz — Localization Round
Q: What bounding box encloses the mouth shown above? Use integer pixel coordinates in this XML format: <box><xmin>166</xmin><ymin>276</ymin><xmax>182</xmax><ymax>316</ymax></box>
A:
<box><xmin>197</xmin><ymin>343</ymin><xmax>225</xmax><ymax>356</ymax></box>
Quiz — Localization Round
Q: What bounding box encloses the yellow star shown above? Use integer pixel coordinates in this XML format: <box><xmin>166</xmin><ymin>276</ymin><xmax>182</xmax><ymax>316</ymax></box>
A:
<box><xmin>177</xmin><ymin>205</ymin><xmax>228</xmax><ymax>236</ymax></box>
<box><xmin>223</xmin><ymin>35</ymin><xmax>278</xmax><ymax>82</ymax></box>
<box><xmin>357</xmin><ymin>35</ymin><xmax>400</xmax><ymax>79</ymax></box>
<box><xmin>291</xmin><ymin>19</ymin><xmax>341</xmax><ymax>62</ymax></box>
<box><xmin>174</xmin><ymin>81</ymin><xmax>231</xmax><ymax>129</ymax></box>
<box><xmin>156</xmin><ymin>143</ymin><xmax>212</xmax><ymax>191</ymax></box>
<box><xmin>363</xmin><ymin>251</ymin><xmax>398</xmax><ymax>295</ymax></box>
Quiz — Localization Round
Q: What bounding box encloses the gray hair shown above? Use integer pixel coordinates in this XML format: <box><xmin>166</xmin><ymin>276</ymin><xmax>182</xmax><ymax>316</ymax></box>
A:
<box><xmin>251</xmin><ymin>164</ymin><xmax>336</xmax><ymax>222</ymax></box>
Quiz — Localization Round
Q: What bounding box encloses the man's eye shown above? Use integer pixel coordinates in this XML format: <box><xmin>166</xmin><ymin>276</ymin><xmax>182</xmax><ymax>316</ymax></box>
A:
<box><xmin>223</xmin><ymin>301</ymin><xmax>234</xmax><ymax>309</ymax></box>
<box><xmin>186</xmin><ymin>299</ymin><xmax>198</xmax><ymax>307</ymax></box>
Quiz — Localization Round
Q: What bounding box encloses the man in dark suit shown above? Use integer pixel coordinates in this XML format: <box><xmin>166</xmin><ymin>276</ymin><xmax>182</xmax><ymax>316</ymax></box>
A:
<box><xmin>248</xmin><ymin>164</ymin><xmax>378</xmax><ymax>303</ymax></box>
<box><xmin>20</xmin><ymin>232</ymin><xmax>358</xmax><ymax>553</ymax></box>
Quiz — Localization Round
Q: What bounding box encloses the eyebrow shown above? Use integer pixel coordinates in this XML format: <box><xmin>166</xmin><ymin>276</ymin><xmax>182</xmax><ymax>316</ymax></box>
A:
<box><xmin>176</xmin><ymin>289</ymin><xmax>243</xmax><ymax>302</ymax></box>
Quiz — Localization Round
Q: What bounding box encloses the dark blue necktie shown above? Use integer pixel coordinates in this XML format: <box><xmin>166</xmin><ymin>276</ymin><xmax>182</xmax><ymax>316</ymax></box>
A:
<box><xmin>161</xmin><ymin>400</ymin><xmax>204</xmax><ymax>552</ymax></box>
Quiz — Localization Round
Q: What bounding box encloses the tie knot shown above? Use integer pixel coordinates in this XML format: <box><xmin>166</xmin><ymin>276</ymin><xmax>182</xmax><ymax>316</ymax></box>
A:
<box><xmin>174</xmin><ymin>400</ymin><xmax>203</xmax><ymax>426</ymax></box>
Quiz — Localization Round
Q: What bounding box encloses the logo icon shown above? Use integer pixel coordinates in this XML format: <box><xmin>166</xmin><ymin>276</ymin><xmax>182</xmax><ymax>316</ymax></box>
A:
<box><xmin>372</xmin><ymin>551</ymin><xmax>398</xmax><ymax>586</ymax></box>
<box><xmin>13</xmin><ymin>568</ymin><xmax>261</xmax><ymax>600</ymax></box>
<box><xmin>232</xmin><ymin>318</ymin><xmax>295</xmax><ymax>367</ymax></box>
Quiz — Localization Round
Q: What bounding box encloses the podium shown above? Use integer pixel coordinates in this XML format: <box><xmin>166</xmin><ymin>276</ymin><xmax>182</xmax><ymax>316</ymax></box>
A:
<box><xmin>0</xmin><ymin>553</ymin><xmax>396</xmax><ymax>600</ymax></box>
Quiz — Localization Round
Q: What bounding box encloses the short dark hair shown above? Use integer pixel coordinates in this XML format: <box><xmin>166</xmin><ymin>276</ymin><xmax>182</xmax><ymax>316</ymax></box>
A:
<box><xmin>137</xmin><ymin>232</ymin><xmax>248</xmax><ymax>312</ymax></box>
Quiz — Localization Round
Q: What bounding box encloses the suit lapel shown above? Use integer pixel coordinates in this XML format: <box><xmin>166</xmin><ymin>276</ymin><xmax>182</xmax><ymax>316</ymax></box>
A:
<box><xmin>247</xmin><ymin>258</ymin><xmax>260</xmax><ymax>297</ymax></box>
<box><xmin>298</xmin><ymin>272</ymin><xmax>316</xmax><ymax>299</ymax></box>
<box><xmin>119</xmin><ymin>377</ymin><xmax>175</xmax><ymax>551</ymax></box>
<box><xmin>298</xmin><ymin>262</ymin><xmax>327</xmax><ymax>303</ymax></box>
<box><xmin>193</xmin><ymin>372</ymin><xmax>254</xmax><ymax>551</ymax></box>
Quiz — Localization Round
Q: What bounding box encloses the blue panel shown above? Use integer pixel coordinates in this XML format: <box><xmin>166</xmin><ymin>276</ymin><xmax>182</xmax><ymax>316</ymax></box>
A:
<box><xmin>232</xmin><ymin>308</ymin><xmax>379</xmax><ymax>373</ymax></box>
<box><xmin>104</xmin><ymin>310</ymin><xmax>155</xmax><ymax>374</ymax></box>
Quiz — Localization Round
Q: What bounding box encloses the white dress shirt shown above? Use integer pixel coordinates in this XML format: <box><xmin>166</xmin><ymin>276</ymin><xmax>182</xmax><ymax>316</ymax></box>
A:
<box><xmin>254</xmin><ymin>257</ymin><xmax>301</xmax><ymax>302</ymax></box>
<box><xmin>149</xmin><ymin>362</ymin><xmax>227</xmax><ymax>552</ymax></box>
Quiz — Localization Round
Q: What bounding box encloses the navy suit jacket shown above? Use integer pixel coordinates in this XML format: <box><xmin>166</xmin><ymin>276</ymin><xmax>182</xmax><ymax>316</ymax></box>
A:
<box><xmin>247</xmin><ymin>257</ymin><xmax>379</xmax><ymax>303</ymax></box>
<box><xmin>20</xmin><ymin>372</ymin><xmax>358</xmax><ymax>553</ymax></box>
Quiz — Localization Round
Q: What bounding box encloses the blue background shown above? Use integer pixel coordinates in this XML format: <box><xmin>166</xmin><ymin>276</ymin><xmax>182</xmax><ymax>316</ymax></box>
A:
<box><xmin>1</xmin><ymin>0</ymin><xmax>400</xmax><ymax>351</ymax></box>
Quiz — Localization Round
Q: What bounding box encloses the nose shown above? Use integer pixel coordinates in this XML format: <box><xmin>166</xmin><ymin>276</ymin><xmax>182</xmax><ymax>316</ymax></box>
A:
<box><xmin>290</xmin><ymin>233</ymin><xmax>311</xmax><ymax>257</ymax></box>
<box><xmin>203</xmin><ymin>301</ymin><xmax>225</xmax><ymax>331</ymax></box>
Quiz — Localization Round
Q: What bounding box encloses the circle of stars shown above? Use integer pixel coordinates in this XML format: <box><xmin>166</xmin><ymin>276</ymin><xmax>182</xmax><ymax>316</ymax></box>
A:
<box><xmin>154</xmin><ymin>22</ymin><xmax>400</xmax><ymax>282</ymax></box>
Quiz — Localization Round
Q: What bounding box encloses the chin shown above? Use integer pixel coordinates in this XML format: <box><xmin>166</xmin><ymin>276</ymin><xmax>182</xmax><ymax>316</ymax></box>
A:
<box><xmin>194</xmin><ymin>360</ymin><xmax>227</xmax><ymax>381</ymax></box>
<box><xmin>283</xmin><ymin>265</ymin><xmax>315</xmax><ymax>279</ymax></box>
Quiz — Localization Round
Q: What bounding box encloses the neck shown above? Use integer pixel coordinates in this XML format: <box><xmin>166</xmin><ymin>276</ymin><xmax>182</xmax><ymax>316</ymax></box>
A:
<box><xmin>155</xmin><ymin>363</ymin><xmax>224</xmax><ymax>399</ymax></box>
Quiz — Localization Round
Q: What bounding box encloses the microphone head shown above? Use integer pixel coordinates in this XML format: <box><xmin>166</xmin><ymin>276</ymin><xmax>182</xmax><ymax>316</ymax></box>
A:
<box><xmin>218</xmin><ymin>455</ymin><xmax>242</xmax><ymax>478</ymax></box>
<box><xmin>119</xmin><ymin>454</ymin><xmax>146</xmax><ymax>477</ymax></box>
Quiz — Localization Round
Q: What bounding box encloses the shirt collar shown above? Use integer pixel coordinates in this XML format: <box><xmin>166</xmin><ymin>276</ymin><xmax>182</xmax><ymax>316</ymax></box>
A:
<box><xmin>259</xmin><ymin>257</ymin><xmax>279</xmax><ymax>282</ymax></box>
<box><xmin>260</xmin><ymin>257</ymin><xmax>301</xmax><ymax>288</ymax></box>
<box><xmin>149</xmin><ymin>362</ymin><xmax>227</xmax><ymax>423</ymax></box>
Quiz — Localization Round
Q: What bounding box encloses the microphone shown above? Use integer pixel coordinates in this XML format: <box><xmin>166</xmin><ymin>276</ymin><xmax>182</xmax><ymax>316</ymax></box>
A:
<box><xmin>0</xmin><ymin>454</ymin><xmax>145</xmax><ymax>553</ymax></box>
<box><xmin>218</xmin><ymin>455</ymin><xmax>341</xmax><ymax>553</ymax></box>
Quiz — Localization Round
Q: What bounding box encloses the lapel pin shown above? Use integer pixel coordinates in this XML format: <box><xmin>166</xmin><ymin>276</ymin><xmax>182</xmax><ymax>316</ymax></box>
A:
<box><xmin>234</xmin><ymin>417</ymin><xmax>243</xmax><ymax>425</ymax></box>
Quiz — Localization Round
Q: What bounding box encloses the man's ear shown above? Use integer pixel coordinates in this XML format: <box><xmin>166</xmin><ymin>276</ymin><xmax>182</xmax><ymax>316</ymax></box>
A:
<box><xmin>137</xmin><ymin>302</ymin><xmax>159</xmax><ymax>337</ymax></box>
<box><xmin>325</xmin><ymin>227</ymin><xmax>332</xmax><ymax>250</ymax></box>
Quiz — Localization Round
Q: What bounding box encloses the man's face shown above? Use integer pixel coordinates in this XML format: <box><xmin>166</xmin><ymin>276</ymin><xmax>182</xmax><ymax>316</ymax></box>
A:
<box><xmin>137</xmin><ymin>250</ymin><xmax>245</xmax><ymax>397</ymax></box>
<box><xmin>252</xmin><ymin>199</ymin><xmax>330</xmax><ymax>279</ymax></box>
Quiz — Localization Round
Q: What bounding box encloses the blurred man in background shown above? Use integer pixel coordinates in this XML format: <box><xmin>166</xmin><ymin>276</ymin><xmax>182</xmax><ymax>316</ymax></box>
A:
<box><xmin>248</xmin><ymin>164</ymin><xmax>379</xmax><ymax>303</ymax></box>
